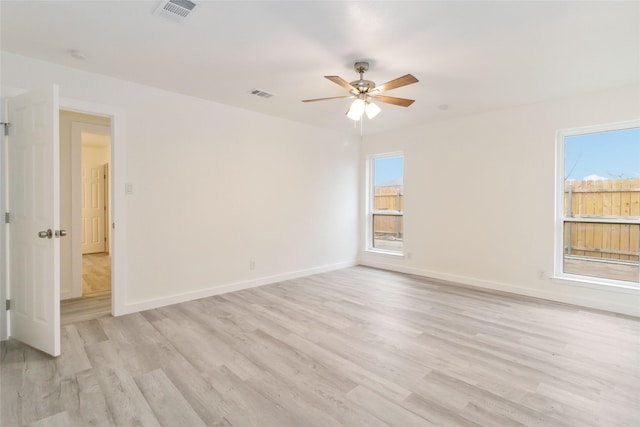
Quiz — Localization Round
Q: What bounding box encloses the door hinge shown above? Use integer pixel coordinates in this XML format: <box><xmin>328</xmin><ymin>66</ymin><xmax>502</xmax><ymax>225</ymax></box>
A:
<box><xmin>4</xmin><ymin>212</ymin><xmax>9</xmax><ymax>223</ymax></box>
<box><xmin>1</xmin><ymin>122</ymin><xmax>9</xmax><ymax>136</ymax></box>
<box><xmin>5</xmin><ymin>300</ymin><xmax>10</xmax><ymax>311</ymax></box>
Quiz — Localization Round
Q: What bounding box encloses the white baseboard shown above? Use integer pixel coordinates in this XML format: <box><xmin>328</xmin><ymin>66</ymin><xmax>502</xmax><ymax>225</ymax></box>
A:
<box><xmin>119</xmin><ymin>260</ymin><xmax>357</xmax><ymax>315</ymax></box>
<box><xmin>359</xmin><ymin>259</ymin><xmax>640</xmax><ymax>317</ymax></box>
<box><xmin>60</xmin><ymin>289</ymin><xmax>82</xmax><ymax>301</ymax></box>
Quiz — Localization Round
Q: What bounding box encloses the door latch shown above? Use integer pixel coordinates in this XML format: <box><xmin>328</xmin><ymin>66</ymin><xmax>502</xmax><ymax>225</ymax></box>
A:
<box><xmin>38</xmin><ymin>229</ymin><xmax>53</xmax><ymax>239</ymax></box>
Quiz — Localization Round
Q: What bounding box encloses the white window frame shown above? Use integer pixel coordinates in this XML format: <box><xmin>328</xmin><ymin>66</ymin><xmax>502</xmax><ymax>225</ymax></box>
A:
<box><xmin>366</xmin><ymin>151</ymin><xmax>404</xmax><ymax>256</ymax></box>
<box><xmin>554</xmin><ymin>120</ymin><xmax>640</xmax><ymax>288</ymax></box>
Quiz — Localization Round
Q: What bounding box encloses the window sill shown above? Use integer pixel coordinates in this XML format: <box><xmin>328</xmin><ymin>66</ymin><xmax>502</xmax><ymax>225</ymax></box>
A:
<box><xmin>364</xmin><ymin>248</ymin><xmax>404</xmax><ymax>257</ymax></box>
<box><xmin>551</xmin><ymin>274</ymin><xmax>640</xmax><ymax>294</ymax></box>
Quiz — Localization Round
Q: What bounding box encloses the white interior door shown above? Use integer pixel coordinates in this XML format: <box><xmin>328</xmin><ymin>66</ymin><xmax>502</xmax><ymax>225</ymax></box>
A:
<box><xmin>8</xmin><ymin>86</ymin><xmax>61</xmax><ymax>357</ymax></box>
<box><xmin>81</xmin><ymin>163</ymin><xmax>106</xmax><ymax>254</ymax></box>
<box><xmin>105</xmin><ymin>163</ymin><xmax>110</xmax><ymax>254</ymax></box>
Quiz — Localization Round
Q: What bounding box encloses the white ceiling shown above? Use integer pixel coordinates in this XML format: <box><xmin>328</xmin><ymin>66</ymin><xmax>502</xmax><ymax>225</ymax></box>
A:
<box><xmin>1</xmin><ymin>1</ymin><xmax>638</xmax><ymax>135</ymax></box>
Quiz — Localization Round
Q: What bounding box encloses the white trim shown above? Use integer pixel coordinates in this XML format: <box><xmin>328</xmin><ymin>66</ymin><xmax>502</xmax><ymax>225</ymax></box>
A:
<box><xmin>365</xmin><ymin>248</ymin><xmax>404</xmax><ymax>257</ymax></box>
<box><xmin>372</xmin><ymin>211</ymin><xmax>404</xmax><ymax>216</ymax></box>
<box><xmin>554</xmin><ymin>120</ymin><xmax>640</xmax><ymax>285</ymax></box>
<box><xmin>364</xmin><ymin>153</ymin><xmax>374</xmax><ymax>250</ymax></box>
<box><xmin>551</xmin><ymin>275</ymin><xmax>640</xmax><ymax>292</ymax></box>
<box><xmin>359</xmin><ymin>260</ymin><xmax>640</xmax><ymax>317</ymax></box>
<box><xmin>119</xmin><ymin>260</ymin><xmax>357</xmax><ymax>315</ymax></box>
<box><xmin>60</xmin><ymin>97</ymin><xmax>127</xmax><ymax>316</ymax></box>
<box><xmin>557</xmin><ymin>120</ymin><xmax>640</xmax><ymax>138</ymax></box>
<box><xmin>564</xmin><ymin>217</ymin><xmax>640</xmax><ymax>224</ymax></box>
<box><xmin>0</xmin><ymin>97</ymin><xmax>7</xmax><ymax>340</ymax></box>
<box><xmin>366</xmin><ymin>151</ymin><xmax>404</xmax><ymax>255</ymax></box>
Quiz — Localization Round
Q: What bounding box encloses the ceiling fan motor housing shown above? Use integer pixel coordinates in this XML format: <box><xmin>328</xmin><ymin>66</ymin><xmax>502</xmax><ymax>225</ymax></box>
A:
<box><xmin>354</xmin><ymin>61</ymin><xmax>369</xmax><ymax>73</ymax></box>
<box><xmin>351</xmin><ymin>62</ymin><xmax>376</xmax><ymax>93</ymax></box>
<box><xmin>350</xmin><ymin>79</ymin><xmax>376</xmax><ymax>94</ymax></box>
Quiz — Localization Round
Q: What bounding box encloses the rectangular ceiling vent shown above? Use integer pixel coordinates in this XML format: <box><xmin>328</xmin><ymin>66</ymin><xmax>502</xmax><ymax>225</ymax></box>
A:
<box><xmin>154</xmin><ymin>0</ymin><xmax>197</xmax><ymax>23</ymax></box>
<box><xmin>250</xmin><ymin>89</ymin><xmax>274</xmax><ymax>99</ymax></box>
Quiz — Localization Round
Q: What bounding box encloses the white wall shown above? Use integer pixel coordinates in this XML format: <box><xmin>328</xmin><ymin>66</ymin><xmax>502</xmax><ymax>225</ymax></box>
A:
<box><xmin>360</xmin><ymin>85</ymin><xmax>640</xmax><ymax>316</ymax></box>
<box><xmin>2</xmin><ymin>52</ymin><xmax>359</xmax><ymax>314</ymax></box>
<box><xmin>82</xmin><ymin>144</ymin><xmax>110</xmax><ymax>165</ymax></box>
<box><xmin>4</xmin><ymin>50</ymin><xmax>636</xmax><ymax>318</ymax></box>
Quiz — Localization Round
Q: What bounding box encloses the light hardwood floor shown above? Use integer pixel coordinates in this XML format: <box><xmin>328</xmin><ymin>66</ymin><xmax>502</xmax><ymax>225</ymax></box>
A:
<box><xmin>61</xmin><ymin>253</ymin><xmax>112</xmax><ymax>326</ymax></box>
<box><xmin>81</xmin><ymin>252</ymin><xmax>112</xmax><ymax>297</ymax></box>
<box><xmin>3</xmin><ymin>266</ymin><xmax>639</xmax><ymax>426</ymax></box>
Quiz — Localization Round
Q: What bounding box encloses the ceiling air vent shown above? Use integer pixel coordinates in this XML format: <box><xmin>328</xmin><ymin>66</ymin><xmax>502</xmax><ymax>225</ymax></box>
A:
<box><xmin>250</xmin><ymin>89</ymin><xmax>274</xmax><ymax>99</ymax></box>
<box><xmin>154</xmin><ymin>0</ymin><xmax>197</xmax><ymax>23</ymax></box>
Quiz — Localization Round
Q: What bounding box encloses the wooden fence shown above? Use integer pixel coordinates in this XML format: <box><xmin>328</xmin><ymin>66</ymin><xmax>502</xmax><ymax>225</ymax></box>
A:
<box><xmin>373</xmin><ymin>186</ymin><xmax>403</xmax><ymax>237</ymax></box>
<box><xmin>564</xmin><ymin>178</ymin><xmax>640</xmax><ymax>262</ymax></box>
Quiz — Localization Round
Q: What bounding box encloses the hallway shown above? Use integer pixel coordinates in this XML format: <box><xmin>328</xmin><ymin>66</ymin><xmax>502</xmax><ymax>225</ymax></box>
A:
<box><xmin>61</xmin><ymin>253</ymin><xmax>111</xmax><ymax>325</ymax></box>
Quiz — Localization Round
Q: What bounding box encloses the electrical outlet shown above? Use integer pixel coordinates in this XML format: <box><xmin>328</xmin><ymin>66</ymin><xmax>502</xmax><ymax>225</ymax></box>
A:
<box><xmin>249</xmin><ymin>260</ymin><xmax>255</xmax><ymax>270</ymax></box>
<box><xmin>537</xmin><ymin>269</ymin><xmax>546</xmax><ymax>280</ymax></box>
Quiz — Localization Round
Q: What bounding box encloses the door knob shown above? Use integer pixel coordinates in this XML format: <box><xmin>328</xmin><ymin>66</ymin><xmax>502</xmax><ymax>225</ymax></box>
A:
<box><xmin>54</xmin><ymin>230</ymin><xmax>67</xmax><ymax>238</ymax></box>
<box><xmin>38</xmin><ymin>229</ymin><xmax>53</xmax><ymax>239</ymax></box>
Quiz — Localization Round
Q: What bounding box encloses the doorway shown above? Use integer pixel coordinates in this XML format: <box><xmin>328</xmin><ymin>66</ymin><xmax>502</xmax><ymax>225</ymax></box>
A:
<box><xmin>3</xmin><ymin>87</ymin><xmax>123</xmax><ymax>355</ymax></box>
<box><xmin>59</xmin><ymin>111</ymin><xmax>112</xmax><ymax>325</ymax></box>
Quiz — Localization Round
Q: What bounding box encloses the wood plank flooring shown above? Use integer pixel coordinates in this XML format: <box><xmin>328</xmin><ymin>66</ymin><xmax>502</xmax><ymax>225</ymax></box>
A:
<box><xmin>3</xmin><ymin>266</ymin><xmax>640</xmax><ymax>426</ymax></box>
<box><xmin>61</xmin><ymin>253</ymin><xmax>112</xmax><ymax>325</ymax></box>
<box><xmin>82</xmin><ymin>253</ymin><xmax>112</xmax><ymax>297</ymax></box>
<box><xmin>60</xmin><ymin>293</ymin><xmax>112</xmax><ymax>326</ymax></box>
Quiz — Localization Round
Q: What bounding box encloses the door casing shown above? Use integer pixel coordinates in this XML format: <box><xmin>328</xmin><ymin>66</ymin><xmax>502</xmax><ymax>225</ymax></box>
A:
<box><xmin>60</xmin><ymin>97</ymin><xmax>126</xmax><ymax>318</ymax></box>
<box><xmin>1</xmin><ymin>99</ymin><xmax>8</xmax><ymax>341</ymax></box>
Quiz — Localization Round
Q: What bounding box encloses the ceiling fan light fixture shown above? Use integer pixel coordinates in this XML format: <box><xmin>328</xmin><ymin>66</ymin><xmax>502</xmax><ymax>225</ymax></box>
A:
<box><xmin>302</xmin><ymin>61</ymin><xmax>418</xmax><ymax>125</ymax></box>
<box><xmin>365</xmin><ymin>102</ymin><xmax>381</xmax><ymax>119</ymax></box>
<box><xmin>347</xmin><ymin>98</ymin><xmax>366</xmax><ymax>120</ymax></box>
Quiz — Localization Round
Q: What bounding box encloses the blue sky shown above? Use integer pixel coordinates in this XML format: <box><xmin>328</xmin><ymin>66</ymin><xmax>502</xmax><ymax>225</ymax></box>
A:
<box><xmin>565</xmin><ymin>127</ymin><xmax>640</xmax><ymax>180</ymax></box>
<box><xmin>374</xmin><ymin>156</ymin><xmax>404</xmax><ymax>186</ymax></box>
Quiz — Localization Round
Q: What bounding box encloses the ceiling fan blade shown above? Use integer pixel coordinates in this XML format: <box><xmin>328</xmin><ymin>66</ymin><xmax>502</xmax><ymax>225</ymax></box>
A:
<box><xmin>373</xmin><ymin>95</ymin><xmax>415</xmax><ymax>107</ymax></box>
<box><xmin>325</xmin><ymin>76</ymin><xmax>357</xmax><ymax>92</ymax></box>
<box><xmin>302</xmin><ymin>95</ymin><xmax>353</xmax><ymax>103</ymax></box>
<box><xmin>374</xmin><ymin>74</ymin><xmax>419</xmax><ymax>93</ymax></box>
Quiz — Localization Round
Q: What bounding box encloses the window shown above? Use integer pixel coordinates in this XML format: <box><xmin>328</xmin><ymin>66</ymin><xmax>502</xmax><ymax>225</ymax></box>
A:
<box><xmin>556</xmin><ymin>122</ymin><xmax>640</xmax><ymax>286</ymax></box>
<box><xmin>367</xmin><ymin>153</ymin><xmax>404</xmax><ymax>254</ymax></box>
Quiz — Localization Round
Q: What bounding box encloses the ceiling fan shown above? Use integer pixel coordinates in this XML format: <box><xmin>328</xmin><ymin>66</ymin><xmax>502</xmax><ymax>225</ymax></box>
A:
<box><xmin>302</xmin><ymin>62</ymin><xmax>418</xmax><ymax>121</ymax></box>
